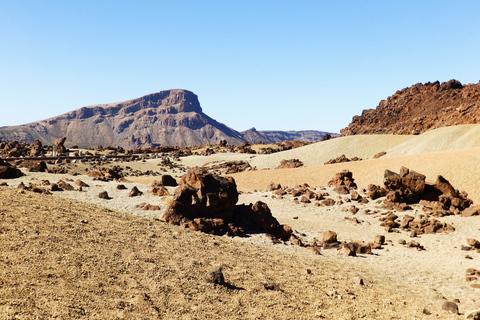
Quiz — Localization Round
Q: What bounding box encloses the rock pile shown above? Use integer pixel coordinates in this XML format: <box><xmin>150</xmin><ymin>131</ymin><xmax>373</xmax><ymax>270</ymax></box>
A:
<box><xmin>162</xmin><ymin>167</ymin><xmax>293</xmax><ymax>240</ymax></box>
<box><xmin>277</xmin><ymin>159</ymin><xmax>303</xmax><ymax>169</ymax></box>
<box><xmin>365</xmin><ymin>167</ymin><xmax>474</xmax><ymax>217</ymax></box>
<box><xmin>207</xmin><ymin>161</ymin><xmax>252</xmax><ymax>175</ymax></box>
<box><xmin>341</xmin><ymin>79</ymin><xmax>480</xmax><ymax>135</ymax></box>
<box><xmin>324</xmin><ymin>154</ymin><xmax>362</xmax><ymax>165</ymax></box>
<box><xmin>86</xmin><ymin>166</ymin><xmax>124</xmax><ymax>181</ymax></box>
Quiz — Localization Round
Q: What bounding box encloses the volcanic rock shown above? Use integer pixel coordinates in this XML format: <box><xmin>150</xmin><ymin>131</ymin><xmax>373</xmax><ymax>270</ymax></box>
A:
<box><xmin>341</xmin><ymin>79</ymin><xmax>480</xmax><ymax>135</ymax></box>
<box><xmin>328</xmin><ymin>170</ymin><xmax>357</xmax><ymax>189</ymax></box>
<box><xmin>0</xmin><ymin>161</ymin><xmax>24</xmax><ymax>179</ymax></box>
<box><xmin>18</xmin><ymin>160</ymin><xmax>47</xmax><ymax>172</ymax></box>
<box><xmin>162</xmin><ymin>167</ymin><xmax>292</xmax><ymax>240</ymax></box>
<box><xmin>277</xmin><ymin>159</ymin><xmax>303</xmax><ymax>169</ymax></box>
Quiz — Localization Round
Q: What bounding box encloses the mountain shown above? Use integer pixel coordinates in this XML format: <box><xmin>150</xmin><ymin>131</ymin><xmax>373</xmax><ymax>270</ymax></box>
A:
<box><xmin>341</xmin><ymin>79</ymin><xmax>480</xmax><ymax>136</ymax></box>
<box><xmin>0</xmin><ymin>90</ymin><xmax>245</xmax><ymax>149</ymax></box>
<box><xmin>0</xmin><ymin>89</ymin><xmax>334</xmax><ymax>149</ymax></box>
<box><xmin>239</xmin><ymin>127</ymin><xmax>331</xmax><ymax>144</ymax></box>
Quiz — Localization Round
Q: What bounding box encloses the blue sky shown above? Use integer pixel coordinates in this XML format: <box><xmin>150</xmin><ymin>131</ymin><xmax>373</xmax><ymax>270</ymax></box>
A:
<box><xmin>1</xmin><ymin>1</ymin><xmax>479</xmax><ymax>133</ymax></box>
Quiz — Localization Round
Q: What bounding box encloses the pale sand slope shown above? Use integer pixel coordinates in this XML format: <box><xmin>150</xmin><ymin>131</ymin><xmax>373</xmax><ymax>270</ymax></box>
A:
<box><xmin>248</xmin><ymin>134</ymin><xmax>414</xmax><ymax>169</ymax></box>
<box><xmin>386</xmin><ymin>124</ymin><xmax>480</xmax><ymax>157</ymax></box>
<box><xmin>245</xmin><ymin>124</ymin><xmax>480</xmax><ymax>170</ymax></box>
<box><xmin>231</xmin><ymin>147</ymin><xmax>480</xmax><ymax>204</ymax></box>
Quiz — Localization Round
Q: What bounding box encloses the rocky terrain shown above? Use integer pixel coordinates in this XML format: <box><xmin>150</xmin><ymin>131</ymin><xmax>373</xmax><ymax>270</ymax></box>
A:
<box><xmin>0</xmin><ymin>89</ymin><xmax>331</xmax><ymax>149</ymax></box>
<box><xmin>5</xmin><ymin>124</ymin><xmax>480</xmax><ymax>318</ymax></box>
<box><xmin>341</xmin><ymin>79</ymin><xmax>480</xmax><ymax>135</ymax></box>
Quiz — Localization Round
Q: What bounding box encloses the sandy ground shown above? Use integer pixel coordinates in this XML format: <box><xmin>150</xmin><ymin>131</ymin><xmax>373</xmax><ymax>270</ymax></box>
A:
<box><xmin>1</xmin><ymin>187</ymin><xmax>443</xmax><ymax>319</ymax></box>
<box><xmin>4</xmin><ymin>124</ymin><xmax>480</xmax><ymax>318</ymax></box>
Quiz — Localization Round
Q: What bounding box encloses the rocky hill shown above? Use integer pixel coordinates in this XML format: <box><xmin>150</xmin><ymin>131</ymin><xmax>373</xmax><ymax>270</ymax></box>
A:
<box><xmin>0</xmin><ymin>90</ymin><xmax>333</xmax><ymax>149</ymax></box>
<box><xmin>239</xmin><ymin>128</ymin><xmax>331</xmax><ymax>144</ymax></box>
<box><xmin>341</xmin><ymin>79</ymin><xmax>480</xmax><ymax>135</ymax></box>
<box><xmin>0</xmin><ymin>90</ymin><xmax>246</xmax><ymax>149</ymax></box>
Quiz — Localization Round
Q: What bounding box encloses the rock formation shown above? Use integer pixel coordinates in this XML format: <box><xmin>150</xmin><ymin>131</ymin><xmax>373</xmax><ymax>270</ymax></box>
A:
<box><xmin>341</xmin><ymin>79</ymin><xmax>480</xmax><ymax>135</ymax></box>
<box><xmin>0</xmin><ymin>90</ymin><xmax>245</xmax><ymax>149</ymax></box>
<box><xmin>162</xmin><ymin>167</ymin><xmax>293</xmax><ymax>239</ymax></box>
<box><xmin>0</xmin><ymin>89</ymin><xmax>335</xmax><ymax>149</ymax></box>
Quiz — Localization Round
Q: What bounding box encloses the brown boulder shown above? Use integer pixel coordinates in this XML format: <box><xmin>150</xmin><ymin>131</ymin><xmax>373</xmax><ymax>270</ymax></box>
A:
<box><xmin>98</xmin><ymin>191</ymin><xmax>110</xmax><ymax>199</ymax></box>
<box><xmin>333</xmin><ymin>186</ymin><xmax>350</xmax><ymax>195</ymax></box>
<box><xmin>129</xmin><ymin>186</ymin><xmax>143</xmax><ymax>197</ymax></box>
<box><xmin>322</xmin><ymin>231</ymin><xmax>337</xmax><ymax>243</ymax></box>
<box><xmin>0</xmin><ymin>164</ymin><xmax>24</xmax><ymax>179</ymax></box>
<box><xmin>143</xmin><ymin>204</ymin><xmax>160</xmax><ymax>210</ymax></box>
<box><xmin>54</xmin><ymin>137</ymin><xmax>67</xmax><ymax>155</ymax></box>
<box><xmin>467</xmin><ymin>238</ymin><xmax>480</xmax><ymax>249</ymax></box>
<box><xmin>328</xmin><ymin>170</ymin><xmax>357</xmax><ymax>189</ymax></box>
<box><xmin>148</xmin><ymin>186</ymin><xmax>170</xmax><ymax>196</ymax></box>
<box><xmin>75</xmin><ymin>179</ymin><xmax>89</xmax><ymax>187</ymax></box>
<box><xmin>442</xmin><ymin>301</ymin><xmax>459</xmax><ymax>314</ymax></box>
<box><xmin>161</xmin><ymin>174</ymin><xmax>178</xmax><ymax>187</ymax></box>
<box><xmin>435</xmin><ymin>175</ymin><xmax>457</xmax><ymax>196</ymax></box>
<box><xmin>18</xmin><ymin>160</ymin><xmax>47</xmax><ymax>172</ymax></box>
<box><xmin>462</xmin><ymin>205</ymin><xmax>480</xmax><ymax>217</ymax></box>
<box><xmin>57</xmin><ymin>180</ymin><xmax>74</xmax><ymax>191</ymax></box>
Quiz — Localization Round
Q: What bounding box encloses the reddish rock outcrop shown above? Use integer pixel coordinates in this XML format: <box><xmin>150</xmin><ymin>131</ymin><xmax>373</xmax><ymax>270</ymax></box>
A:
<box><xmin>341</xmin><ymin>80</ymin><xmax>480</xmax><ymax>135</ymax></box>
<box><xmin>162</xmin><ymin>167</ymin><xmax>292</xmax><ymax>240</ymax></box>
<box><xmin>328</xmin><ymin>170</ymin><xmax>357</xmax><ymax>189</ymax></box>
<box><xmin>277</xmin><ymin>159</ymin><xmax>303</xmax><ymax>169</ymax></box>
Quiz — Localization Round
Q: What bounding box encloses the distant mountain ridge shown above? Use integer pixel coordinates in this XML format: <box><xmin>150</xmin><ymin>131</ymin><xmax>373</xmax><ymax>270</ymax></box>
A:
<box><xmin>0</xmin><ymin>89</ymin><xmax>331</xmax><ymax>148</ymax></box>
<box><xmin>239</xmin><ymin>128</ymin><xmax>332</xmax><ymax>144</ymax></box>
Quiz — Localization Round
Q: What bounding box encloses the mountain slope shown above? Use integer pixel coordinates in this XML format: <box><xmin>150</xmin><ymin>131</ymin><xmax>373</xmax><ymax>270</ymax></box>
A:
<box><xmin>341</xmin><ymin>79</ymin><xmax>480</xmax><ymax>135</ymax></box>
<box><xmin>0</xmin><ymin>90</ymin><xmax>245</xmax><ymax>149</ymax></box>
<box><xmin>239</xmin><ymin>127</ymin><xmax>331</xmax><ymax>143</ymax></box>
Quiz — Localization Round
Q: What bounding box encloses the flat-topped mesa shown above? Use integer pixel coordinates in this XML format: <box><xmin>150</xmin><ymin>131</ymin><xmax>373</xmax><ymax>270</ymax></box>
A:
<box><xmin>0</xmin><ymin>89</ymin><xmax>245</xmax><ymax>149</ymax></box>
<box><xmin>59</xmin><ymin>89</ymin><xmax>203</xmax><ymax>120</ymax></box>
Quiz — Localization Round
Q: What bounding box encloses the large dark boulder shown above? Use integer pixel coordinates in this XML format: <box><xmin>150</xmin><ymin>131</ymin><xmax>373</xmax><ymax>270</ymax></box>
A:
<box><xmin>0</xmin><ymin>160</ymin><xmax>24</xmax><ymax>179</ymax></box>
<box><xmin>163</xmin><ymin>167</ymin><xmax>292</xmax><ymax>239</ymax></box>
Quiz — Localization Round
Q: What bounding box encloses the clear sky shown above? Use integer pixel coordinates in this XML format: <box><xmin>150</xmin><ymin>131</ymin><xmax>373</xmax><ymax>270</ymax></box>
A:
<box><xmin>1</xmin><ymin>1</ymin><xmax>479</xmax><ymax>133</ymax></box>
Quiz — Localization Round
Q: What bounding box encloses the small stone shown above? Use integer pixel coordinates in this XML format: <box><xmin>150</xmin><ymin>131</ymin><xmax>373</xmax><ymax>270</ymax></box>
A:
<box><xmin>98</xmin><ymin>191</ymin><xmax>110</xmax><ymax>199</ymax></box>
<box><xmin>205</xmin><ymin>266</ymin><xmax>225</xmax><ymax>285</ymax></box>
<box><xmin>467</xmin><ymin>238</ymin><xmax>480</xmax><ymax>249</ymax></box>
<box><xmin>322</xmin><ymin>231</ymin><xmax>337</xmax><ymax>243</ymax></box>
<box><xmin>129</xmin><ymin>186</ymin><xmax>143</xmax><ymax>197</ymax></box>
<box><xmin>441</xmin><ymin>301</ymin><xmax>458</xmax><ymax>314</ymax></box>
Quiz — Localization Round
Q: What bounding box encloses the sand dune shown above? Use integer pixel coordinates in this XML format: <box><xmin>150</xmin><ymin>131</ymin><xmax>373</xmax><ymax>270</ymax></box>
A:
<box><xmin>248</xmin><ymin>134</ymin><xmax>413</xmax><ymax>169</ymax></box>
<box><xmin>385</xmin><ymin>124</ymin><xmax>480</xmax><ymax>157</ymax></box>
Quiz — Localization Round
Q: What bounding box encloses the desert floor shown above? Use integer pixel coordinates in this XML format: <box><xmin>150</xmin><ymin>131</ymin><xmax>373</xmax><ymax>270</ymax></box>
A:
<box><xmin>3</xmin><ymin>124</ymin><xmax>480</xmax><ymax>319</ymax></box>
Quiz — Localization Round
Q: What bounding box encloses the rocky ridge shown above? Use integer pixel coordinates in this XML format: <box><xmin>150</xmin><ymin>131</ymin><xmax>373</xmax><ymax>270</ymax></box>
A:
<box><xmin>341</xmin><ymin>79</ymin><xmax>480</xmax><ymax>135</ymax></box>
<box><xmin>0</xmin><ymin>89</ymin><xmax>332</xmax><ymax>149</ymax></box>
<box><xmin>0</xmin><ymin>90</ymin><xmax>245</xmax><ymax>149</ymax></box>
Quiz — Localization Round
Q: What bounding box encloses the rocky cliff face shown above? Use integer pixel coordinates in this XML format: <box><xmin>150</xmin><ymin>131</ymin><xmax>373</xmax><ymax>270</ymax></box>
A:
<box><xmin>0</xmin><ymin>90</ymin><xmax>245</xmax><ymax>149</ymax></box>
<box><xmin>341</xmin><ymin>80</ymin><xmax>480</xmax><ymax>135</ymax></box>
